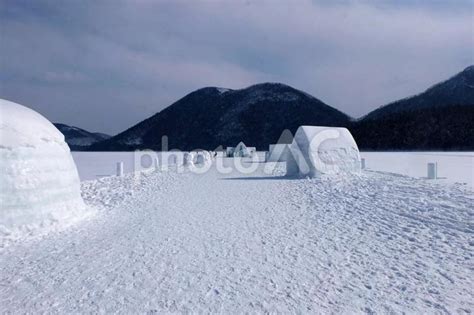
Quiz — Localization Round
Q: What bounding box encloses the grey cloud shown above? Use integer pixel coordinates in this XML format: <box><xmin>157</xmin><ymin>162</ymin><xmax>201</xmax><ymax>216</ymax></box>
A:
<box><xmin>0</xmin><ymin>0</ymin><xmax>472</xmax><ymax>134</ymax></box>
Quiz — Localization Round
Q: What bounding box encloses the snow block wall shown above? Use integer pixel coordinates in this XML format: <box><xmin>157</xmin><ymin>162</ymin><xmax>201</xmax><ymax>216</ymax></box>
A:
<box><xmin>286</xmin><ymin>126</ymin><xmax>361</xmax><ymax>177</ymax></box>
<box><xmin>0</xmin><ymin>99</ymin><xmax>86</xmax><ymax>234</ymax></box>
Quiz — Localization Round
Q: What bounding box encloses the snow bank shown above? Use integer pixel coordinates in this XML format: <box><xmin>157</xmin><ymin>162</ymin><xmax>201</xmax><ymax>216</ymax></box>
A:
<box><xmin>0</xmin><ymin>99</ymin><xmax>87</xmax><ymax>239</ymax></box>
<box><xmin>286</xmin><ymin>126</ymin><xmax>361</xmax><ymax>177</ymax></box>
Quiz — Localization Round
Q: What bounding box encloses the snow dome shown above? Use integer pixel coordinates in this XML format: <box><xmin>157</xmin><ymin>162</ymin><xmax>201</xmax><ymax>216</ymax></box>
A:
<box><xmin>286</xmin><ymin>126</ymin><xmax>361</xmax><ymax>177</ymax></box>
<box><xmin>183</xmin><ymin>152</ymin><xmax>195</xmax><ymax>166</ymax></box>
<box><xmin>195</xmin><ymin>151</ymin><xmax>212</xmax><ymax>165</ymax></box>
<box><xmin>0</xmin><ymin>99</ymin><xmax>86</xmax><ymax>233</ymax></box>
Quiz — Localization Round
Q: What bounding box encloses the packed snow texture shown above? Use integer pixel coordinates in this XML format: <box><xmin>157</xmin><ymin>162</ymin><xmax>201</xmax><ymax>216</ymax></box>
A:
<box><xmin>0</xmin><ymin>161</ymin><xmax>472</xmax><ymax>313</ymax></box>
<box><xmin>0</xmin><ymin>99</ymin><xmax>87</xmax><ymax>239</ymax></box>
<box><xmin>286</xmin><ymin>126</ymin><xmax>361</xmax><ymax>177</ymax></box>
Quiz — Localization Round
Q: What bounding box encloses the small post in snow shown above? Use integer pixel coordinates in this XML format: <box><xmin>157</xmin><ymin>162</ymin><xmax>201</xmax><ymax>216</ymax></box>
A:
<box><xmin>116</xmin><ymin>162</ymin><xmax>124</xmax><ymax>177</ymax></box>
<box><xmin>361</xmin><ymin>158</ymin><xmax>366</xmax><ymax>170</ymax></box>
<box><xmin>427</xmin><ymin>162</ymin><xmax>437</xmax><ymax>179</ymax></box>
<box><xmin>154</xmin><ymin>157</ymin><xmax>159</xmax><ymax>171</ymax></box>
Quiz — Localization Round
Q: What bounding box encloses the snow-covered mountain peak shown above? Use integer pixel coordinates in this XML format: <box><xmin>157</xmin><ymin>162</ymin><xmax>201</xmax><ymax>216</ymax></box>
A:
<box><xmin>246</xmin><ymin>82</ymin><xmax>292</xmax><ymax>90</ymax></box>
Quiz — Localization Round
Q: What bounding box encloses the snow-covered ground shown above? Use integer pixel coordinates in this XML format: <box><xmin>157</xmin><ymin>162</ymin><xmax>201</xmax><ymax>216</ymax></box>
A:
<box><xmin>1</xmin><ymin>160</ymin><xmax>473</xmax><ymax>313</ymax></box>
<box><xmin>360</xmin><ymin>152</ymin><xmax>474</xmax><ymax>190</ymax></box>
<box><xmin>72</xmin><ymin>151</ymin><xmax>474</xmax><ymax>190</ymax></box>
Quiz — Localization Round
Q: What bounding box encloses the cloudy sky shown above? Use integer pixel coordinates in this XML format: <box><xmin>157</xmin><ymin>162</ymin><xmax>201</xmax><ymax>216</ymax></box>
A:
<box><xmin>1</xmin><ymin>0</ymin><xmax>473</xmax><ymax>134</ymax></box>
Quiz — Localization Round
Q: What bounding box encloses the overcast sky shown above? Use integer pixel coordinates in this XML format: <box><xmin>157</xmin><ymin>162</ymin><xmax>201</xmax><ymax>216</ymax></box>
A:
<box><xmin>1</xmin><ymin>0</ymin><xmax>473</xmax><ymax>134</ymax></box>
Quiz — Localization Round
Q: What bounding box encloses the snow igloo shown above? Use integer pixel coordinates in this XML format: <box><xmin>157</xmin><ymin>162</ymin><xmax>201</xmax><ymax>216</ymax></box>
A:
<box><xmin>286</xmin><ymin>126</ymin><xmax>361</xmax><ymax>177</ymax></box>
<box><xmin>233</xmin><ymin>142</ymin><xmax>251</xmax><ymax>157</ymax></box>
<box><xmin>183</xmin><ymin>152</ymin><xmax>195</xmax><ymax>166</ymax></box>
<box><xmin>0</xmin><ymin>99</ymin><xmax>86</xmax><ymax>233</ymax></box>
<box><xmin>194</xmin><ymin>151</ymin><xmax>212</xmax><ymax>165</ymax></box>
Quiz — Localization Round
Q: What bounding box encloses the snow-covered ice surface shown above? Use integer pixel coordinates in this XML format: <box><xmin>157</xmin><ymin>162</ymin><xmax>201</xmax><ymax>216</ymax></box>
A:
<box><xmin>1</xmin><ymin>161</ymin><xmax>473</xmax><ymax>313</ymax></box>
<box><xmin>360</xmin><ymin>152</ymin><xmax>474</xmax><ymax>190</ymax></box>
<box><xmin>71</xmin><ymin>151</ymin><xmax>474</xmax><ymax>189</ymax></box>
<box><xmin>72</xmin><ymin>151</ymin><xmax>187</xmax><ymax>180</ymax></box>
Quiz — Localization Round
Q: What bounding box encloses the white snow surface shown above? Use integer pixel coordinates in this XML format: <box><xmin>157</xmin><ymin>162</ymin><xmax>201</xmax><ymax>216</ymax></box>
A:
<box><xmin>70</xmin><ymin>151</ymin><xmax>474</xmax><ymax>188</ymax></box>
<box><xmin>0</xmin><ymin>99</ymin><xmax>88</xmax><ymax>240</ymax></box>
<box><xmin>0</xmin><ymin>99</ymin><xmax>64</xmax><ymax>148</ymax></box>
<box><xmin>1</xmin><ymin>161</ymin><xmax>473</xmax><ymax>313</ymax></box>
<box><xmin>360</xmin><ymin>152</ymin><xmax>474</xmax><ymax>190</ymax></box>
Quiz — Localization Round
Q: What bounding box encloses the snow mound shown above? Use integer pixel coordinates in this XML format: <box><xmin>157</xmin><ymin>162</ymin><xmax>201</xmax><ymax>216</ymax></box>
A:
<box><xmin>0</xmin><ymin>99</ymin><xmax>87</xmax><ymax>240</ymax></box>
<box><xmin>286</xmin><ymin>126</ymin><xmax>361</xmax><ymax>177</ymax></box>
<box><xmin>183</xmin><ymin>152</ymin><xmax>195</xmax><ymax>166</ymax></box>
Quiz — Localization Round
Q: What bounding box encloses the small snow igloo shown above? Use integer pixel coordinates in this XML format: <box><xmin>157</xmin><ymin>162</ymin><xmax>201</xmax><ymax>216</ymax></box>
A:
<box><xmin>286</xmin><ymin>126</ymin><xmax>361</xmax><ymax>177</ymax></box>
<box><xmin>0</xmin><ymin>99</ymin><xmax>86</xmax><ymax>233</ymax></box>
<box><xmin>195</xmin><ymin>151</ymin><xmax>212</xmax><ymax>165</ymax></box>
<box><xmin>183</xmin><ymin>152</ymin><xmax>195</xmax><ymax>166</ymax></box>
<box><xmin>233</xmin><ymin>142</ymin><xmax>251</xmax><ymax>157</ymax></box>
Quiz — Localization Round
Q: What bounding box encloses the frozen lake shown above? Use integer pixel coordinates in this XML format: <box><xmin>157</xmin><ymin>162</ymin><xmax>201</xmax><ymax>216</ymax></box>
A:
<box><xmin>72</xmin><ymin>151</ymin><xmax>474</xmax><ymax>190</ymax></box>
<box><xmin>360</xmin><ymin>152</ymin><xmax>473</xmax><ymax>190</ymax></box>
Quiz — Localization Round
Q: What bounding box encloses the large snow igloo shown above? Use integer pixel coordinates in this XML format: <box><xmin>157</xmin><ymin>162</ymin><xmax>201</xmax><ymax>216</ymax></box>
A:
<box><xmin>0</xmin><ymin>99</ymin><xmax>86</xmax><ymax>233</ymax></box>
<box><xmin>286</xmin><ymin>126</ymin><xmax>361</xmax><ymax>177</ymax></box>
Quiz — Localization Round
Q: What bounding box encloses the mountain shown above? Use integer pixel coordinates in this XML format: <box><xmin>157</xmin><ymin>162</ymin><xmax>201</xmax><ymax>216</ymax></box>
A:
<box><xmin>90</xmin><ymin>83</ymin><xmax>350</xmax><ymax>151</ymax></box>
<box><xmin>54</xmin><ymin>123</ymin><xmax>111</xmax><ymax>150</ymax></box>
<box><xmin>351</xmin><ymin>105</ymin><xmax>474</xmax><ymax>150</ymax></box>
<box><xmin>363</xmin><ymin>65</ymin><xmax>474</xmax><ymax>120</ymax></box>
<box><xmin>352</xmin><ymin>66</ymin><xmax>474</xmax><ymax>150</ymax></box>
<box><xmin>89</xmin><ymin>66</ymin><xmax>473</xmax><ymax>151</ymax></box>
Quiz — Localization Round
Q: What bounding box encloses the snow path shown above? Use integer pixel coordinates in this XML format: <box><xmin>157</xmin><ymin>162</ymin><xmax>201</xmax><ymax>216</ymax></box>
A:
<box><xmin>1</xmin><ymin>165</ymin><xmax>473</xmax><ymax>313</ymax></box>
